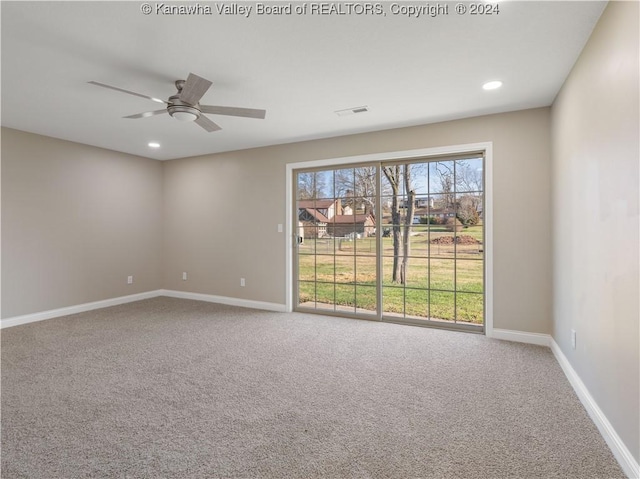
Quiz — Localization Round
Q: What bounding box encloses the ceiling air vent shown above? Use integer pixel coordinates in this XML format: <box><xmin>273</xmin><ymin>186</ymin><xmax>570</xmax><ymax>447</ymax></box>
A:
<box><xmin>335</xmin><ymin>106</ymin><xmax>369</xmax><ymax>116</ymax></box>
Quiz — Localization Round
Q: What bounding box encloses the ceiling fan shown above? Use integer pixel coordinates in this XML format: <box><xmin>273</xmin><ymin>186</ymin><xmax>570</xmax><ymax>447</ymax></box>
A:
<box><xmin>89</xmin><ymin>73</ymin><xmax>266</xmax><ymax>132</ymax></box>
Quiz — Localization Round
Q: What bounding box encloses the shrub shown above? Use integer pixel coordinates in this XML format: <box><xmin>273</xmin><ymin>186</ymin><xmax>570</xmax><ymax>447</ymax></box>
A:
<box><xmin>445</xmin><ymin>217</ymin><xmax>463</xmax><ymax>232</ymax></box>
<box><xmin>413</xmin><ymin>216</ymin><xmax>438</xmax><ymax>225</ymax></box>
<box><xmin>457</xmin><ymin>209</ymin><xmax>480</xmax><ymax>226</ymax></box>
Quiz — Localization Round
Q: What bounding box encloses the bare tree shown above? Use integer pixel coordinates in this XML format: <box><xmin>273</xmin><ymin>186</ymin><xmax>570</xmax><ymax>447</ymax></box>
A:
<box><xmin>382</xmin><ymin>165</ymin><xmax>414</xmax><ymax>284</ymax></box>
<box><xmin>334</xmin><ymin>166</ymin><xmax>384</xmax><ymax>215</ymax></box>
<box><xmin>401</xmin><ymin>168</ymin><xmax>415</xmax><ymax>284</ymax></box>
<box><xmin>297</xmin><ymin>172</ymin><xmax>326</xmax><ymax>199</ymax></box>
<box><xmin>354</xmin><ymin>167</ymin><xmax>378</xmax><ymax>214</ymax></box>
<box><xmin>432</xmin><ymin>162</ymin><xmax>455</xmax><ymax>210</ymax></box>
<box><xmin>431</xmin><ymin>160</ymin><xmax>483</xmax><ymax>225</ymax></box>
<box><xmin>382</xmin><ymin>166</ymin><xmax>402</xmax><ymax>282</ymax></box>
<box><xmin>455</xmin><ymin>160</ymin><xmax>482</xmax><ymax>192</ymax></box>
<box><xmin>334</xmin><ymin>169</ymin><xmax>356</xmax><ymax>214</ymax></box>
<box><xmin>455</xmin><ymin>161</ymin><xmax>483</xmax><ymax>225</ymax></box>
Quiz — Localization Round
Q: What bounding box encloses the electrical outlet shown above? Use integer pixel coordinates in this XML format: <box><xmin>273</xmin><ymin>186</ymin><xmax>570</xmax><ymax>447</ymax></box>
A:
<box><xmin>571</xmin><ymin>329</ymin><xmax>576</xmax><ymax>349</ymax></box>
<box><xmin>182</xmin><ymin>272</ymin><xmax>187</xmax><ymax>281</ymax></box>
<box><xmin>127</xmin><ymin>276</ymin><xmax>133</xmax><ymax>284</ymax></box>
<box><xmin>240</xmin><ymin>278</ymin><xmax>245</xmax><ymax>287</ymax></box>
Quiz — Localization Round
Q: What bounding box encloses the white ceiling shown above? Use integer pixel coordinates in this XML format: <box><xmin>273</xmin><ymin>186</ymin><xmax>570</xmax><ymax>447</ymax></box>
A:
<box><xmin>1</xmin><ymin>1</ymin><xmax>606</xmax><ymax>160</ymax></box>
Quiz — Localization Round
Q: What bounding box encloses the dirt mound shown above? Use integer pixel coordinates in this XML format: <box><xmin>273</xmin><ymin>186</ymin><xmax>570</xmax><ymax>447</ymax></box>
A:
<box><xmin>431</xmin><ymin>235</ymin><xmax>481</xmax><ymax>245</ymax></box>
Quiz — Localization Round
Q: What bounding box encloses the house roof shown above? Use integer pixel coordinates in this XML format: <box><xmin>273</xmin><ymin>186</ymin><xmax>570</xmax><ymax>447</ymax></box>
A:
<box><xmin>297</xmin><ymin>199</ymin><xmax>336</xmax><ymax>209</ymax></box>
<box><xmin>301</xmin><ymin>208</ymin><xmax>329</xmax><ymax>223</ymax></box>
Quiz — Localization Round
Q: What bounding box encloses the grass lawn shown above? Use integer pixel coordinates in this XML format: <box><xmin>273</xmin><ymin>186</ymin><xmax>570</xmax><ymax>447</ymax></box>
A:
<box><xmin>297</xmin><ymin>225</ymin><xmax>484</xmax><ymax>323</ymax></box>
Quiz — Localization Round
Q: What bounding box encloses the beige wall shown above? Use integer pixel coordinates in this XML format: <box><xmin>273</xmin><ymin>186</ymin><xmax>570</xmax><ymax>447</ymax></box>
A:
<box><xmin>1</xmin><ymin>128</ymin><xmax>164</xmax><ymax>318</ymax></box>
<box><xmin>2</xmin><ymin>108</ymin><xmax>553</xmax><ymax>334</ymax></box>
<box><xmin>551</xmin><ymin>0</ymin><xmax>639</xmax><ymax>464</ymax></box>
<box><xmin>163</xmin><ymin>107</ymin><xmax>552</xmax><ymax>333</ymax></box>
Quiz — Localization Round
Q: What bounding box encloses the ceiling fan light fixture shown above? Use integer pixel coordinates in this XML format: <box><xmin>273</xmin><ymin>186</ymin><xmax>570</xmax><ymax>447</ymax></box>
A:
<box><xmin>167</xmin><ymin>101</ymin><xmax>201</xmax><ymax>122</ymax></box>
<box><xmin>171</xmin><ymin>111</ymin><xmax>199</xmax><ymax>122</ymax></box>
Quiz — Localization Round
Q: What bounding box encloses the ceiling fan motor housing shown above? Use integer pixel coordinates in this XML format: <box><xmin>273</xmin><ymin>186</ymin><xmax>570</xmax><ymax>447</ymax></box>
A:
<box><xmin>167</xmin><ymin>95</ymin><xmax>201</xmax><ymax>122</ymax></box>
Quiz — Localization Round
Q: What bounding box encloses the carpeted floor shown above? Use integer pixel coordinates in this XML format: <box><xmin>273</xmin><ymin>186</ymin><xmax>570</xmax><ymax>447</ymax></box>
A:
<box><xmin>1</xmin><ymin>297</ymin><xmax>626</xmax><ymax>478</ymax></box>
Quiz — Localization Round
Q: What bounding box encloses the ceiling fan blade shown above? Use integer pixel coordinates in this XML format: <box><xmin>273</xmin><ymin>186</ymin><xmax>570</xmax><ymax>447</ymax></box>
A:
<box><xmin>200</xmin><ymin>105</ymin><xmax>266</xmax><ymax>119</ymax></box>
<box><xmin>88</xmin><ymin>81</ymin><xmax>167</xmax><ymax>104</ymax></box>
<box><xmin>194</xmin><ymin>115</ymin><xmax>222</xmax><ymax>132</ymax></box>
<box><xmin>123</xmin><ymin>109</ymin><xmax>168</xmax><ymax>119</ymax></box>
<box><xmin>179</xmin><ymin>73</ymin><xmax>212</xmax><ymax>105</ymax></box>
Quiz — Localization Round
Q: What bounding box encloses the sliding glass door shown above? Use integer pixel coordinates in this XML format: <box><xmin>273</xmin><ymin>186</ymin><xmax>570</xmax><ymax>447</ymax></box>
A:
<box><xmin>296</xmin><ymin>166</ymin><xmax>378</xmax><ymax>317</ymax></box>
<box><xmin>294</xmin><ymin>154</ymin><xmax>484</xmax><ymax>332</ymax></box>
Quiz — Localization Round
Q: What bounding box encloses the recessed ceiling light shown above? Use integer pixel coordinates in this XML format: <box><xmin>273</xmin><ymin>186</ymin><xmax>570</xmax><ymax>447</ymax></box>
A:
<box><xmin>482</xmin><ymin>81</ymin><xmax>503</xmax><ymax>91</ymax></box>
<box><xmin>148</xmin><ymin>142</ymin><xmax>160</xmax><ymax>148</ymax></box>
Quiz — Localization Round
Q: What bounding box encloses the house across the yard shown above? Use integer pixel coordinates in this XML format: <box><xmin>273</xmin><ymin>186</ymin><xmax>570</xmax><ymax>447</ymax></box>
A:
<box><xmin>328</xmin><ymin>213</ymin><xmax>376</xmax><ymax>238</ymax></box>
<box><xmin>298</xmin><ymin>207</ymin><xmax>329</xmax><ymax>238</ymax></box>
<box><xmin>298</xmin><ymin>198</ymin><xmax>375</xmax><ymax>238</ymax></box>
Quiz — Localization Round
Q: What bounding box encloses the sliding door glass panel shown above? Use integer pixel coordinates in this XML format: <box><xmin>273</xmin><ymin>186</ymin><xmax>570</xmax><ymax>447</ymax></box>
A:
<box><xmin>294</xmin><ymin>154</ymin><xmax>484</xmax><ymax>331</ymax></box>
<box><xmin>377</xmin><ymin>156</ymin><xmax>484</xmax><ymax>327</ymax></box>
<box><xmin>295</xmin><ymin>166</ymin><xmax>378</xmax><ymax>317</ymax></box>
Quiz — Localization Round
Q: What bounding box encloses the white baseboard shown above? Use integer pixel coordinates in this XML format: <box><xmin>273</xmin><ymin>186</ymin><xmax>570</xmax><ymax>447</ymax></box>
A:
<box><xmin>159</xmin><ymin>289</ymin><xmax>287</xmax><ymax>313</ymax></box>
<box><xmin>0</xmin><ymin>290</ymin><xmax>163</xmax><ymax>329</ymax></box>
<box><xmin>1</xmin><ymin>289</ymin><xmax>288</xmax><ymax>329</ymax></box>
<box><xmin>489</xmin><ymin>328</ymin><xmax>552</xmax><ymax>346</ymax></box>
<box><xmin>550</xmin><ymin>339</ymin><xmax>639</xmax><ymax>479</ymax></box>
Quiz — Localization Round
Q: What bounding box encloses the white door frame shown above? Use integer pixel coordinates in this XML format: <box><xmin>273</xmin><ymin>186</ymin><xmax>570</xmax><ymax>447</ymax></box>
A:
<box><xmin>285</xmin><ymin>142</ymin><xmax>494</xmax><ymax>336</ymax></box>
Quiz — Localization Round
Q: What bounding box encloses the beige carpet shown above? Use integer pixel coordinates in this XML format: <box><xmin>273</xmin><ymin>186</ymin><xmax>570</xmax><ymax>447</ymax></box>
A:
<box><xmin>1</xmin><ymin>297</ymin><xmax>625</xmax><ymax>478</ymax></box>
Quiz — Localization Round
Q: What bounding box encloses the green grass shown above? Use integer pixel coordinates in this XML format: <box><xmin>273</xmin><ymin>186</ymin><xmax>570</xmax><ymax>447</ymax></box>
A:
<box><xmin>297</xmin><ymin>225</ymin><xmax>484</xmax><ymax>323</ymax></box>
